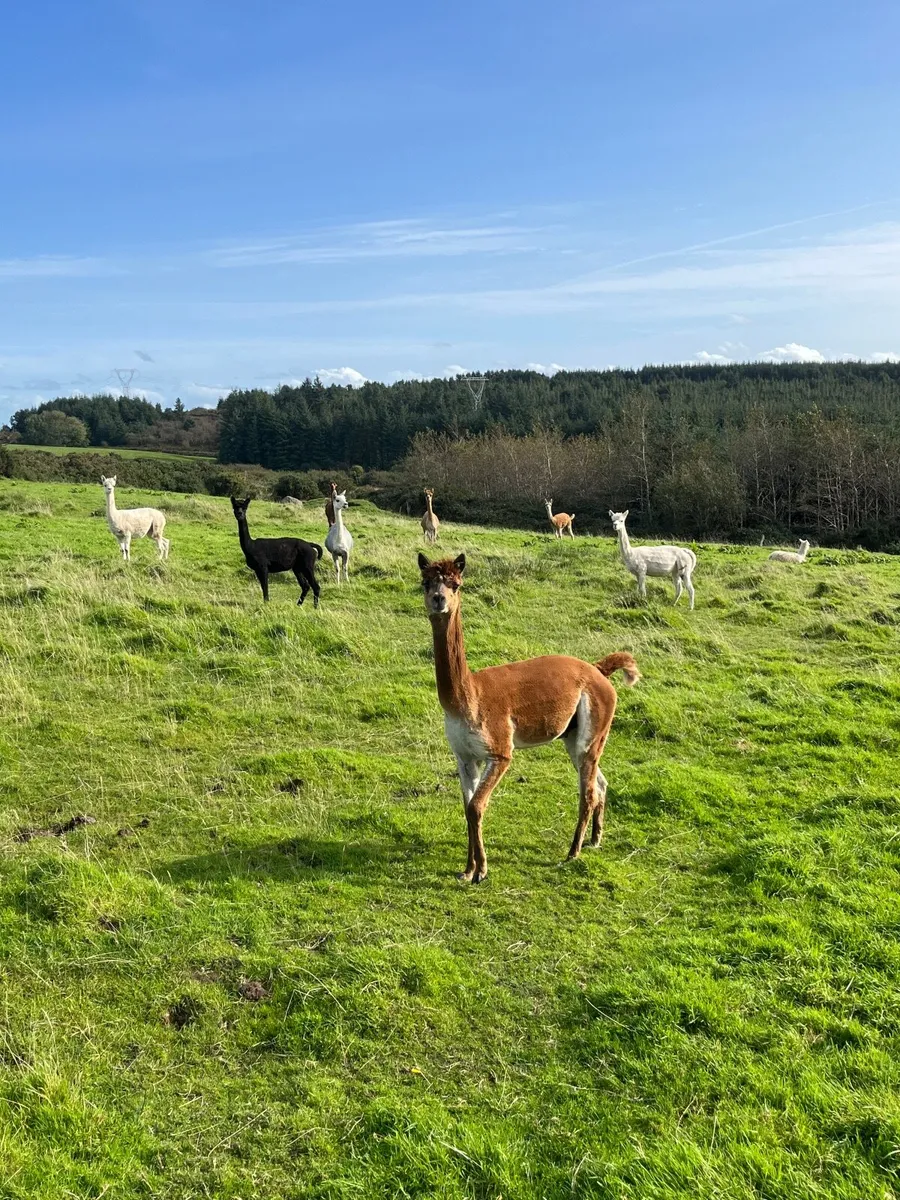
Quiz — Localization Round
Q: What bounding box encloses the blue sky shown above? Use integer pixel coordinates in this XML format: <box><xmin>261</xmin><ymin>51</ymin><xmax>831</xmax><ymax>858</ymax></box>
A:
<box><xmin>2</xmin><ymin>0</ymin><xmax>899</xmax><ymax>420</ymax></box>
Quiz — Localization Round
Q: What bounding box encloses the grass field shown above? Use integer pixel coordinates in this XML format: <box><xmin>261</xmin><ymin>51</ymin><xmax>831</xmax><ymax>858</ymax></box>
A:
<box><xmin>5</xmin><ymin>443</ymin><xmax>214</xmax><ymax>462</ymax></box>
<box><xmin>1</xmin><ymin>478</ymin><xmax>899</xmax><ymax>1199</ymax></box>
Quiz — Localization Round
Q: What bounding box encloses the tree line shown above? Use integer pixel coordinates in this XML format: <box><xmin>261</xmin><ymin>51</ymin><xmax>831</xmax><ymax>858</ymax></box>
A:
<box><xmin>5</xmin><ymin>394</ymin><xmax>218</xmax><ymax>457</ymax></box>
<box><xmin>390</xmin><ymin>407</ymin><xmax>900</xmax><ymax>548</ymax></box>
<box><xmin>216</xmin><ymin>363</ymin><xmax>900</xmax><ymax>472</ymax></box>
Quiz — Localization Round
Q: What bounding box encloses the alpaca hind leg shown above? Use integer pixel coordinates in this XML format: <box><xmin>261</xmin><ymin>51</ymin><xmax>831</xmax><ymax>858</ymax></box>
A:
<box><xmin>567</xmin><ymin>752</ymin><xmax>600</xmax><ymax>859</ymax></box>
<box><xmin>256</xmin><ymin>569</ymin><xmax>269</xmax><ymax>601</ymax></box>
<box><xmin>685</xmin><ymin>572</ymin><xmax>695</xmax><ymax>611</ymax></box>
<box><xmin>589</xmin><ymin>770</ymin><xmax>608</xmax><ymax>847</ymax></box>
<box><xmin>673</xmin><ymin>573</ymin><xmax>683</xmax><ymax>605</ymax></box>
<box><xmin>462</xmin><ymin>757</ymin><xmax>509</xmax><ymax>883</ymax></box>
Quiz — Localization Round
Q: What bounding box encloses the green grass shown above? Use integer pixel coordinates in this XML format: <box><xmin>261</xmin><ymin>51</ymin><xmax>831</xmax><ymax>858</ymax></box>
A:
<box><xmin>1</xmin><ymin>477</ymin><xmax>900</xmax><ymax>1199</ymax></box>
<box><xmin>6</xmin><ymin>443</ymin><xmax>214</xmax><ymax>461</ymax></box>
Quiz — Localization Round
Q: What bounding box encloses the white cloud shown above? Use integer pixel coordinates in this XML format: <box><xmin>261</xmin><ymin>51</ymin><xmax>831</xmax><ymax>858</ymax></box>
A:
<box><xmin>866</xmin><ymin>351</ymin><xmax>900</xmax><ymax>363</ymax></box>
<box><xmin>525</xmin><ymin>362</ymin><xmax>565</xmax><ymax>375</ymax></box>
<box><xmin>693</xmin><ymin>350</ymin><xmax>732</xmax><ymax>365</ymax></box>
<box><xmin>314</xmin><ymin>367</ymin><xmax>367</xmax><ymax>388</ymax></box>
<box><xmin>444</xmin><ymin>364</ymin><xmax>468</xmax><ymax>378</ymax></box>
<box><xmin>759</xmin><ymin>342</ymin><xmax>826</xmax><ymax>364</ymax></box>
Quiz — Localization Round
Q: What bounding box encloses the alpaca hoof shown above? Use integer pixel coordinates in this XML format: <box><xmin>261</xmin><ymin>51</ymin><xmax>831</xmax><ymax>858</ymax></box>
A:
<box><xmin>471</xmin><ymin>870</ymin><xmax>487</xmax><ymax>884</ymax></box>
<box><xmin>457</xmin><ymin>870</ymin><xmax>474</xmax><ymax>883</ymax></box>
<box><xmin>589</xmin><ymin>836</ymin><xmax>603</xmax><ymax>849</ymax></box>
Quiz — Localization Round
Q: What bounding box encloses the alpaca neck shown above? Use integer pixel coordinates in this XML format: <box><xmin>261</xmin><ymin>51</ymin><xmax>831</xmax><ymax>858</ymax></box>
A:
<box><xmin>104</xmin><ymin>489</ymin><xmax>119</xmax><ymax>524</ymax></box>
<box><xmin>430</xmin><ymin>607</ymin><xmax>473</xmax><ymax>718</ymax></box>
<box><xmin>615</xmin><ymin>524</ymin><xmax>634</xmax><ymax>564</ymax></box>
<box><xmin>333</xmin><ymin>507</ymin><xmax>345</xmax><ymax>537</ymax></box>
<box><xmin>425</xmin><ymin>495</ymin><xmax>434</xmax><ymax>517</ymax></box>
<box><xmin>236</xmin><ymin>515</ymin><xmax>253</xmax><ymax>554</ymax></box>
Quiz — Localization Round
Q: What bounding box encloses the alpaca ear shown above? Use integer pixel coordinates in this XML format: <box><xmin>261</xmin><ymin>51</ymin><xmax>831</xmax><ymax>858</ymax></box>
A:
<box><xmin>608</xmin><ymin>510</ymin><xmax>614</xmax><ymax>518</ymax></box>
<box><xmin>623</xmin><ymin>509</ymin><xmax>629</xmax><ymax>518</ymax></box>
<box><xmin>417</xmin><ymin>552</ymin><xmax>430</xmax><ymax>570</ymax></box>
<box><xmin>454</xmin><ymin>553</ymin><xmax>467</xmax><ymax>574</ymax></box>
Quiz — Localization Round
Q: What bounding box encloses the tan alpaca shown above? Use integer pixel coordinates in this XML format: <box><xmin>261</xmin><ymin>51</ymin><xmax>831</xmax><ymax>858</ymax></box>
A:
<box><xmin>421</xmin><ymin>488</ymin><xmax>440</xmax><ymax>544</ymax></box>
<box><xmin>419</xmin><ymin>552</ymin><xmax>638</xmax><ymax>883</ymax></box>
<box><xmin>325</xmin><ymin>481</ymin><xmax>338</xmax><ymax>527</ymax></box>
<box><xmin>544</xmin><ymin>498</ymin><xmax>574</xmax><ymax>538</ymax></box>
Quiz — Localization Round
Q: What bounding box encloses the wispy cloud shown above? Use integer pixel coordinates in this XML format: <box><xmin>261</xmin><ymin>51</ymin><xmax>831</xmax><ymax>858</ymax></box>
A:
<box><xmin>135</xmin><ymin>349</ymin><xmax>154</xmax><ymax>362</ymax></box>
<box><xmin>0</xmin><ymin>255</ymin><xmax>115</xmax><ymax>279</ymax></box>
<box><xmin>204</xmin><ymin>217</ymin><xmax>543</xmax><ymax>268</ymax></box>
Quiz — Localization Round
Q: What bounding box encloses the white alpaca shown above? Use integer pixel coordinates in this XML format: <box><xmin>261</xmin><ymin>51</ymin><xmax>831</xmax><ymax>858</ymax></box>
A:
<box><xmin>609</xmin><ymin>510</ymin><xmax>696</xmax><ymax>609</ymax></box>
<box><xmin>324</xmin><ymin>491</ymin><xmax>352</xmax><ymax>582</ymax></box>
<box><xmin>100</xmin><ymin>475</ymin><xmax>170</xmax><ymax>561</ymax></box>
<box><xmin>769</xmin><ymin>539</ymin><xmax>810</xmax><ymax>564</ymax></box>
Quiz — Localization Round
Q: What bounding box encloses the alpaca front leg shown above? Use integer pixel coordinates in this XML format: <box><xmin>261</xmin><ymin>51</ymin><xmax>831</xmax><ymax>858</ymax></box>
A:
<box><xmin>455</xmin><ymin>756</ymin><xmax>481</xmax><ymax>880</ymax></box>
<box><xmin>332</xmin><ymin>555</ymin><xmax>342</xmax><ymax>584</ymax></box>
<box><xmin>342</xmin><ymin>554</ymin><xmax>350</xmax><ymax>583</ymax></box>
<box><xmin>462</xmin><ymin>757</ymin><xmax>509</xmax><ymax>883</ymax></box>
<box><xmin>637</xmin><ymin>573</ymin><xmax>647</xmax><ymax>600</ymax></box>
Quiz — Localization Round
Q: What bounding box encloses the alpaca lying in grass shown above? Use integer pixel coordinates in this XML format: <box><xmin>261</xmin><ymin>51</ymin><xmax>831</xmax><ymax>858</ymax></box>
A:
<box><xmin>100</xmin><ymin>475</ymin><xmax>170</xmax><ymax>561</ymax></box>
<box><xmin>769</xmin><ymin>539</ymin><xmax>810</xmax><ymax>563</ymax></box>
<box><xmin>230</xmin><ymin>497</ymin><xmax>322</xmax><ymax>606</ymax></box>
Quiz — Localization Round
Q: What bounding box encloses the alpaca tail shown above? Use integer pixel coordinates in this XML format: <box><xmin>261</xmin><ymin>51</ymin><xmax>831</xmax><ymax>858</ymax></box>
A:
<box><xmin>312</xmin><ymin>542</ymin><xmax>324</xmax><ymax>560</ymax></box>
<box><xmin>596</xmin><ymin>652</ymin><xmax>640</xmax><ymax>687</ymax></box>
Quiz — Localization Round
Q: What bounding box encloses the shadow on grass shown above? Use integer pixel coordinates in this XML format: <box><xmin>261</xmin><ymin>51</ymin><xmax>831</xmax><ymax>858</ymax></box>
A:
<box><xmin>152</xmin><ymin>833</ymin><xmax>429</xmax><ymax>889</ymax></box>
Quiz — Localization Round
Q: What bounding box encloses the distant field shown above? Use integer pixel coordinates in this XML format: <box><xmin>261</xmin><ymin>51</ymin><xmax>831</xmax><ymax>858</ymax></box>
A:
<box><xmin>5</xmin><ymin>442</ymin><xmax>214</xmax><ymax>462</ymax></box>
<box><xmin>1</xmin><ymin>478</ymin><xmax>899</xmax><ymax>1198</ymax></box>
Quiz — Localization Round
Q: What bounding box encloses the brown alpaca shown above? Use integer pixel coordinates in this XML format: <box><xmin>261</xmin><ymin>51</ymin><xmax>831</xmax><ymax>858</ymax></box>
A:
<box><xmin>419</xmin><ymin>552</ymin><xmax>639</xmax><ymax>882</ymax></box>
<box><xmin>325</xmin><ymin>481</ymin><xmax>338</xmax><ymax>527</ymax></box>
<box><xmin>544</xmin><ymin>498</ymin><xmax>575</xmax><ymax>538</ymax></box>
<box><xmin>421</xmin><ymin>488</ymin><xmax>440</xmax><ymax>544</ymax></box>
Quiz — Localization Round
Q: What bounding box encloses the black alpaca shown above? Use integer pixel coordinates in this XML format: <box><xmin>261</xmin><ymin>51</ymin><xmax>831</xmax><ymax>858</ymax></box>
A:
<box><xmin>230</xmin><ymin>497</ymin><xmax>323</xmax><ymax>606</ymax></box>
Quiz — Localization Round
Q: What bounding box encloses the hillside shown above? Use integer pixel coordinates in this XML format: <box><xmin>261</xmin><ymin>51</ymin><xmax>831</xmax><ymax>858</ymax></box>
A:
<box><xmin>1</xmin><ymin>479</ymin><xmax>899</xmax><ymax>1198</ymax></box>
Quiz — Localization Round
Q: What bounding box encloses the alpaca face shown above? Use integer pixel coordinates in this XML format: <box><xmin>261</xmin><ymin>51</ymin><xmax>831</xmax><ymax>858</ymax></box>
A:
<box><xmin>100</xmin><ymin>475</ymin><xmax>117</xmax><ymax>493</ymax></box>
<box><xmin>424</xmin><ymin>488</ymin><xmax>434</xmax><ymax>499</ymax></box>
<box><xmin>799</xmin><ymin>539</ymin><xmax>810</xmax><ymax>554</ymax></box>
<box><xmin>230</xmin><ymin>496</ymin><xmax>252</xmax><ymax>521</ymax></box>
<box><xmin>418</xmin><ymin>553</ymin><xmax>466</xmax><ymax>618</ymax></box>
<box><xmin>333</xmin><ymin>492</ymin><xmax>349</xmax><ymax>513</ymax></box>
<box><xmin>609</xmin><ymin>509</ymin><xmax>629</xmax><ymax>531</ymax></box>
